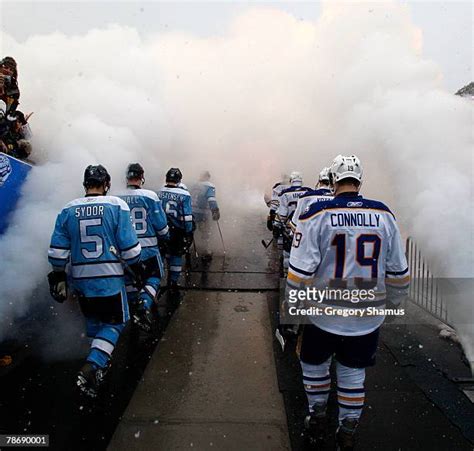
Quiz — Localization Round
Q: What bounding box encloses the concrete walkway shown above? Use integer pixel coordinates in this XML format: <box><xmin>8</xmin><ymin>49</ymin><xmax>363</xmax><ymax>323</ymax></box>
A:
<box><xmin>109</xmin><ymin>219</ymin><xmax>290</xmax><ymax>450</ymax></box>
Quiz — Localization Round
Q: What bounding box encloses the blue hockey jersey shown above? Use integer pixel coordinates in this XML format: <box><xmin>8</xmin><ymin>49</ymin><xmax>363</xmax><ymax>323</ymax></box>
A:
<box><xmin>157</xmin><ymin>185</ymin><xmax>193</xmax><ymax>233</ymax></box>
<box><xmin>117</xmin><ymin>187</ymin><xmax>169</xmax><ymax>261</ymax></box>
<box><xmin>190</xmin><ymin>181</ymin><xmax>218</xmax><ymax>220</ymax></box>
<box><xmin>48</xmin><ymin>195</ymin><xmax>141</xmax><ymax>297</ymax></box>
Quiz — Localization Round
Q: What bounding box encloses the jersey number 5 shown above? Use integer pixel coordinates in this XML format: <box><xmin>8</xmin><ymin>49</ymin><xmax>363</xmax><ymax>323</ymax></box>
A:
<box><xmin>79</xmin><ymin>218</ymin><xmax>104</xmax><ymax>259</ymax></box>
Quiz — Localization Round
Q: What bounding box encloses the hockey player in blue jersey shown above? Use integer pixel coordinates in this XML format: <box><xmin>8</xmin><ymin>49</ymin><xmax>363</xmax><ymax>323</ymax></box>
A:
<box><xmin>117</xmin><ymin>163</ymin><xmax>169</xmax><ymax>332</ymax></box>
<box><xmin>47</xmin><ymin>165</ymin><xmax>142</xmax><ymax>397</ymax></box>
<box><xmin>157</xmin><ymin>168</ymin><xmax>193</xmax><ymax>290</ymax></box>
<box><xmin>190</xmin><ymin>170</ymin><xmax>220</xmax><ymax>261</ymax></box>
<box><xmin>287</xmin><ymin>155</ymin><xmax>409</xmax><ymax>449</ymax></box>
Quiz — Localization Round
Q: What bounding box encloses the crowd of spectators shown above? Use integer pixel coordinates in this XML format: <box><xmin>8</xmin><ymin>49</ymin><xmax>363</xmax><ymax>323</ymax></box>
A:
<box><xmin>0</xmin><ymin>56</ymin><xmax>32</xmax><ymax>161</ymax></box>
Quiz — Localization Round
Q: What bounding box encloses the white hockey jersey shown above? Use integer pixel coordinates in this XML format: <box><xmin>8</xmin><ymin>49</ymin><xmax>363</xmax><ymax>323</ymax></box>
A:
<box><xmin>287</xmin><ymin>193</ymin><xmax>409</xmax><ymax>336</ymax></box>
<box><xmin>290</xmin><ymin>188</ymin><xmax>333</xmax><ymax>232</ymax></box>
<box><xmin>269</xmin><ymin>182</ymin><xmax>289</xmax><ymax>212</ymax></box>
<box><xmin>277</xmin><ymin>183</ymin><xmax>312</xmax><ymax>225</ymax></box>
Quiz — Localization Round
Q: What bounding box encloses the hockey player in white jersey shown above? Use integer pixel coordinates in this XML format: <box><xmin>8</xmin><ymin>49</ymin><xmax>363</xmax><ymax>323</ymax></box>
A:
<box><xmin>274</xmin><ymin>171</ymin><xmax>311</xmax><ymax>272</ymax></box>
<box><xmin>48</xmin><ymin>165</ymin><xmax>142</xmax><ymax>397</ymax></box>
<box><xmin>118</xmin><ymin>163</ymin><xmax>169</xmax><ymax>333</ymax></box>
<box><xmin>287</xmin><ymin>155</ymin><xmax>409</xmax><ymax>449</ymax></box>
<box><xmin>290</xmin><ymin>167</ymin><xmax>333</xmax><ymax>233</ymax></box>
<box><xmin>267</xmin><ymin>174</ymin><xmax>289</xmax><ymax>232</ymax></box>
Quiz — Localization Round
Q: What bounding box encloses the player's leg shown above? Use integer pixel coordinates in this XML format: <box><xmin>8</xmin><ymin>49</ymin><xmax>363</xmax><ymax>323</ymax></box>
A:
<box><xmin>133</xmin><ymin>255</ymin><xmax>163</xmax><ymax>332</ymax></box>
<box><xmin>125</xmin><ymin>277</ymin><xmax>140</xmax><ymax>325</ymax></box>
<box><xmin>168</xmin><ymin>254</ymin><xmax>183</xmax><ymax>289</ymax></box>
<box><xmin>77</xmin><ymin>290</ymin><xmax>129</xmax><ymax>397</ymax></box>
<box><xmin>299</xmin><ymin>324</ymin><xmax>336</xmax><ymax>444</ymax></box>
<box><xmin>334</xmin><ymin>327</ymin><xmax>380</xmax><ymax>450</ymax></box>
<box><xmin>201</xmin><ymin>216</ymin><xmax>212</xmax><ymax>260</ymax></box>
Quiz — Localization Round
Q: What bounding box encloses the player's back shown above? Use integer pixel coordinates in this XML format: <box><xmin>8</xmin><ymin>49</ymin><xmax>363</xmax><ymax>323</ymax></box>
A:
<box><xmin>291</xmin><ymin>188</ymin><xmax>333</xmax><ymax>231</ymax></box>
<box><xmin>293</xmin><ymin>192</ymin><xmax>408</xmax><ymax>335</ymax></box>
<box><xmin>279</xmin><ymin>185</ymin><xmax>312</xmax><ymax>220</ymax></box>
<box><xmin>294</xmin><ymin>193</ymin><xmax>405</xmax><ymax>293</ymax></box>
<box><xmin>191</xmin><ymin>181</ymin><xmax>215</xmax><ymax>212</ymax></box>
<box><xmin>51</xmin><ymin>195</ymin><xmax>140</xmax><ymax>297</ymax></box>
<box><xmin>118</xmin><ymin>188</ymin><xmax>168</xmax><ymax>260</ymax></box>
<box><xmin>158</xmin><ymin>185</ymin><xmax>193</xmax><ymax>230</ymax></box>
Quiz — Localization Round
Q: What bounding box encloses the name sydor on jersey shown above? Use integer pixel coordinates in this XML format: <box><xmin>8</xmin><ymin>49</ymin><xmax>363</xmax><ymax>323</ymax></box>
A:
<box><xmin>288</xmin><ymin>194</ymin><xmax>409</xmax><ymax>336</ymax></box>
<box><xmin>48</xmin><ymin>195</ymin><xmax>141</xmax><ymax>298</ymax></box>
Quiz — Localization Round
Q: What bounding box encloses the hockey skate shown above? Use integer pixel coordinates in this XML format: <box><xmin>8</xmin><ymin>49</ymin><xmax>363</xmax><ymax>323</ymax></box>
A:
<box><xmin>131</xmin><ymin>299</ymin><xmax>153</xmax><ymax>333</ymax></box>
<box><xmin>76</xmin><ymin>362</ymin><xmax>108</xmax><ymax>398</ymax></box>
<box><xmin>304</xmin><ymin>404</ymin><xmax>328</xmax><ymax>446</ymax></box>
<box><xmin>336</xmin><ymin>418</ymin><xmax>359</xmax><ymax>451</ymax></box>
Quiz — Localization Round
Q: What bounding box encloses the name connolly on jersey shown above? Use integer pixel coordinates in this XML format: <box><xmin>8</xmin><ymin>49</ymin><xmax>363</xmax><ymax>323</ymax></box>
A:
<box><xmin>74</xmin><ymin>205</ymin><xmax>105</xmax><ymax>218</ymax></box>
<box><xmin>329</xmin><ymin>212</ymin><xmax>381</xmax><ymax>228</ymax></box>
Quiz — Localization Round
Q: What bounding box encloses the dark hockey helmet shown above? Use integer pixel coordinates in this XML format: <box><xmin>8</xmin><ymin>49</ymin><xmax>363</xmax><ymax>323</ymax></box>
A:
<box><xmin>166</xmin><ymin>167</ymin><xmax>183</xmax><ymax>183</ymax></box>
<box><xmin>126</xmin><ymin>162</ymin><xmax>145</xmax><ymax>180</ymax></box>
<box><xmin>83</xmin><ymin>164</ymin><xmax>111</xmax><ymax>190</ymax></box>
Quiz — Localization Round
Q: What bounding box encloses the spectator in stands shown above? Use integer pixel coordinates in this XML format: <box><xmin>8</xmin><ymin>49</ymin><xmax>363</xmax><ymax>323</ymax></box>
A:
<box><xmin>1</xmin><ymin>110</ymin><xmax>32</xmax><ymax>159</ymax></box>
<box><xmin>0</xmin><ymin>57</ymin><xmax>20</xmax><ymax>113</ymax></box>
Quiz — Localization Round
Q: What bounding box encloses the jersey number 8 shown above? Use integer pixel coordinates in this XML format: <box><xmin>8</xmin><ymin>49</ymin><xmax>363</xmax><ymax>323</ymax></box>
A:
<box><xmin>131</xmin><ymin>207</ymin><xmax>147</xmax><ymax>236</ymax></box>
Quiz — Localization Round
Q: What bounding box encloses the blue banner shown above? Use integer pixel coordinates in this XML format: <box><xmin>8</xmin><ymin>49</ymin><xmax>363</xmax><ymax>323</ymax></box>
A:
<box><xmin>0</xmin><ymin>152</ymin><xmax>32</xmax><ymax>235</ymax></box>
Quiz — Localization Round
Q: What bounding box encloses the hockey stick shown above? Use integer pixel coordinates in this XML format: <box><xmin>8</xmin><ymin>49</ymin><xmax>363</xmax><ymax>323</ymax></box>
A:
<box><xmin>192</xmin><ymin>238</ymin><xmax>199</xmax><ymax>259</ymax></box>
<box><xmin>275</xmin><ymin>328</ymin><xmax>285</xmax><ymax>352</ymax></box>
<box><xmin>109</xmin><ymin>246</ymin><xmax>155</xmax><ymax>300</ymax></box>
<box><xmin>216</xmin><ymin>220</ymin><xmax>226</xmax><ymax>254</ymax></box>
<box><xmin>261</xmin><ymin>238</ymin><xmax>273</xmax><ymax>249</ymax></box>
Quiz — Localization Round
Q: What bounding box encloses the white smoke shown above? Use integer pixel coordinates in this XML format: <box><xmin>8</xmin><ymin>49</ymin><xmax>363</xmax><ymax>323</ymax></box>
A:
<box><xmin>0</xmin><ymin>1</ymin><xmax>472</xmax><ymax>351</ymax></box>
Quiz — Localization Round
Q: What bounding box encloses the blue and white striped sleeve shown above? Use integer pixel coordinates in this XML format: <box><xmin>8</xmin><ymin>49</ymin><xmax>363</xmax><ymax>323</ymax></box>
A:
<box><xmin>183</xmin><ymin>194</ymin><xmax>193</xmax><ymax>233</ymax></box>
<box><xmin>206</xmin><ymin>185</ymin><xmax>218</xmax><ymax>211</ymax></box>
<box><xmin>48</xmin><ymin>209</ymin><xmax>71</xmax><ymax>270</ymax></box>
<box><xmin>152</xmin><ymin>199</ymin><xmax>170</xmax><ymax>240</ymax></box>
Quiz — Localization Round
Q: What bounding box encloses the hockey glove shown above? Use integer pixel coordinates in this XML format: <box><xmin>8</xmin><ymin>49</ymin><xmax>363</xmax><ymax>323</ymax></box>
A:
<box><xmin>267</xmin><ymin>210</ymin><xmax>276</xmax><ymax>231</ymax></box>
<box><xmin>211</xmin><ymin>209</ymin><xmax>220</xmax><ymax>221</ymax></box>
<box><xmin>47</xmin><ymin>270</ymin><xmax>68</xmax><ymax>303</ymax></box>
<box><xmin>272</xmin><ymin>221</ymin><xmax>283</xmax><ymax>239</ymax></box>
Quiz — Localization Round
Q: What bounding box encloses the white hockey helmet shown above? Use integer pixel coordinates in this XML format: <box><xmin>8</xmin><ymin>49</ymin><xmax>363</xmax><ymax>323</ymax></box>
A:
<box><xmin>289</xmin><ymin>171</ymin><xmax>303</xmax><ymax>183</ymax></box>
<box><xmin>318</xmin><ymin>167</ymin><xmax>331</xmax><ymax>184</ymax></box>
<box><xmin>330</xmin><ymin>155</ymin><xmax>363</xmax><ymax>184</ymax></box>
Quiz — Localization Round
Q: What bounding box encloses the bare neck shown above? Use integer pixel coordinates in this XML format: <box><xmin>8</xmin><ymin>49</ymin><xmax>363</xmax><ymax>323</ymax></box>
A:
<box><xmin>86</xmin><ymin>187</ymin><xmax>106</xmax><ymax>196</ymax></box>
